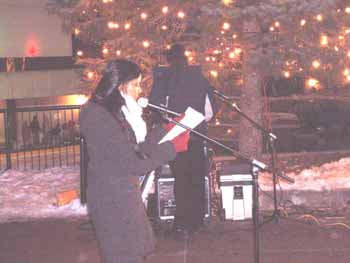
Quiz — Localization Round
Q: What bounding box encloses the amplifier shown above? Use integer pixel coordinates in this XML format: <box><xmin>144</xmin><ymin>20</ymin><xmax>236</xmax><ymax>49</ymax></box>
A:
<box><xmin>218</xmin><ymin>162</ymin><xmax>253</xmax><ymax>221</ymax></box>
<box><xmin>157</xmin><ymin>165</ymin><xmax>210</xmax><ymax>220</ymax></box>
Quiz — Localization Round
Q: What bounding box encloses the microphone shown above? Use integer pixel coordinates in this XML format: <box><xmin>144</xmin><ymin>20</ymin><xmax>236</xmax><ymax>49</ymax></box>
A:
<box><xmin>213</xmin><ymin>89</ymin><xmax>241</xmax><ymax>111</ymax></box>
<box><xmin>212</xmin><ymin>89</ymin><xmax>232</xmax><ymax>100</ymax></box>
<box><xmin>137</xmin><ymin>97</ymin><xmax>181</xmax><ymax>117</ymax></box>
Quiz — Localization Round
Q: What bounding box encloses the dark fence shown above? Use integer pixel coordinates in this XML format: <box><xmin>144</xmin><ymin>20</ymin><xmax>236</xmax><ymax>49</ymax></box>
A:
<box><xmin>1</xmin><ymin>98</ymin><xmax>350</xmax><ymax>171</ymax></box>
<box><xmin>0</xmin><ymin>105</ymin><xmax>81</xmax><ymax>171</ymax></box>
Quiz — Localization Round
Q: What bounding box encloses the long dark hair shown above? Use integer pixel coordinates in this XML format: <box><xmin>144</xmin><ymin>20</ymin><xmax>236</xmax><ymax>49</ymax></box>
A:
<box><xmin>90</xmin><ymin>59</ymin><xmax>141</xmax><ymax>113</ymax></box>
<box><xmin>89</xmin><ymin>59</ymin><xmax>148</xmax><ymax>159</ymax></box>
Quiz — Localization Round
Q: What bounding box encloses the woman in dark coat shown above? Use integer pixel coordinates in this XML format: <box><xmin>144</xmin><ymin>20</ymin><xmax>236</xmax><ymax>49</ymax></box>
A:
<box><xmin>79</xmin><ymin>59</ymin><xmax>189</xmax><ymax>263</ymax></box>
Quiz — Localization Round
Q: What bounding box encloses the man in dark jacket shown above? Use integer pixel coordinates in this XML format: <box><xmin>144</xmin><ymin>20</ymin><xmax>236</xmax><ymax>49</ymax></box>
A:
<box><xmin>149</xmin><ymin>44</ymin><xmax>218</xmax><ymax>237</ymax></box>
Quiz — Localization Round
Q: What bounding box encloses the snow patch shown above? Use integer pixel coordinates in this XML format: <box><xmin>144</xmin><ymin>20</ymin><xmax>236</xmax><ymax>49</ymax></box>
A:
<box><xmin>1</xmin><ymin>158</ymin><xmax>350</xmax><ymax>222</ymax></box>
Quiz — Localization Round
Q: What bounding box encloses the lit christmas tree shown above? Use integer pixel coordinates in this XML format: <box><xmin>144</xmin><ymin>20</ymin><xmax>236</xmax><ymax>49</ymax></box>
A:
<box><xmin>49</xmin><ymin>0</ymin><xmax>350</xmax><ymax>156</ymax></box>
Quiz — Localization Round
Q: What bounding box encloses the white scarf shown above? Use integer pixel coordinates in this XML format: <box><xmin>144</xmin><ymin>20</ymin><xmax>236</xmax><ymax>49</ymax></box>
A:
<box><xmin>121</xmin><ymin>93</ymin><xmax>147</xmax><ymax>144</ymax></box>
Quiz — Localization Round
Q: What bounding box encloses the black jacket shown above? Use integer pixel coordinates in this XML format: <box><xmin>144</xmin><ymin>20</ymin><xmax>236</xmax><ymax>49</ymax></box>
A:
<box><xmin>150</xmin><ymin>65</ymin><xmax>218</xmax><ymax>135</ymax></box>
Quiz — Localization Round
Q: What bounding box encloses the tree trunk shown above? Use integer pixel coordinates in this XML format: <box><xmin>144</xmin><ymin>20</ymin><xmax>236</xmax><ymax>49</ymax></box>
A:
<box><xmin>239</xmin><ymin>53</ymin><xmax>263</xmax><ymax>159</ymax></box>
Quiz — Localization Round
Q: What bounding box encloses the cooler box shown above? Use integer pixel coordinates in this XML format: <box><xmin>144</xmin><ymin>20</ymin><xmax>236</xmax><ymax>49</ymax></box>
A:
<box><xmin>218</xmin><ymin>163</ymin><xmax>252</xmax><ymax>221</ymax></box>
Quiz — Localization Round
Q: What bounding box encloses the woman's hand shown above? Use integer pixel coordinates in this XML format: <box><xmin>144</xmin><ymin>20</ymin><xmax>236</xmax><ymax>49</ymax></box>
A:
<box><xmin>163</xmin><ymin>113</ymin><xmax>185</xmax><ymax>131</ymax></box>
<box><xmin>171</xmin><ymin>130</ymin><xmax>190</xmax><ymax>152</ymax></box>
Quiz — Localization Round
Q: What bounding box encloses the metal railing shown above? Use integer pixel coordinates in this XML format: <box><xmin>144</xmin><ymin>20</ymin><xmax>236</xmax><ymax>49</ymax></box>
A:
<box><xmin>0</xmin><ymin>105</ymin><xmax>82</xmax><ymax>171</ymax></box>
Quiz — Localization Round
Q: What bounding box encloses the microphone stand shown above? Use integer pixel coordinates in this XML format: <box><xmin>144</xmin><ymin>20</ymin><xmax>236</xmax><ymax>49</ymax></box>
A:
<box><xmin>214</xmin><ymin>94</ymin><xmax>292</xmax><ymax>225</ymax></box>
<box><xmin>163</xmin><ymin>115</ymin><xmax>267</xmax><ymax>171</ymax></box>
<box><xmin>162</xmin><ymin>114</ymin><xmax>266</xmax><ymax>263</ymax></box>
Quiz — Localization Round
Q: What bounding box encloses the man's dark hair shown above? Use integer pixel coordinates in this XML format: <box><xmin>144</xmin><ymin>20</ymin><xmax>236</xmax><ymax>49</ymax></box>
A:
<box><xmin>165</xmin><ymin>44</ymin><xmax>187</xmax><ymax>66</ymax></box>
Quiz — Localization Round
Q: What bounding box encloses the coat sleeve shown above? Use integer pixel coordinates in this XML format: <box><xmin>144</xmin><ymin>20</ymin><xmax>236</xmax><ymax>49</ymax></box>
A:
<box><xmin>99</xmin><ymin>109</ymin><xmax>176</xmax><ymax>177</ymax></box>
<box><xmin>139</xmin><ymin>124</ymin><xmax>170</xmax><ymax>156</ymax></box>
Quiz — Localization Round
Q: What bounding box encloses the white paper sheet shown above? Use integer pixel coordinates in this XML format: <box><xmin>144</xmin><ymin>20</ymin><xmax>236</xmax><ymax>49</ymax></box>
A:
<box><xmin>158</xmin><ymin>107</ymin><xmax>205</xmax><ymax>144</ymax></box>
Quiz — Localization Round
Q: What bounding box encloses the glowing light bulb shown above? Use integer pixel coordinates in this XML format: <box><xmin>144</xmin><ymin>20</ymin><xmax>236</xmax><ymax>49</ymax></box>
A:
<box><xmin>229</xmin><ymin>52</ymin><xmax>236</xmax><ymax>59</ymax></box>
<box><xmin>222</xmin><ymin>22</ymin><xmax>230</xmax><ymax>30</ymax></box>
<box><xmin>232</xmin><ymin>34</ymin><xmax>238</xmax><ymax>39</ymax></box>
<box><xmin>161</xmin><ymin>25</ymin><xmax>168</xmax><ymax>30</ymax></box>
<box><xmin>108</xmin><ymin>22</ymin><xmax>115</xmax><ymax>29</ymax></box>
<box><xmin>178</xmin><ymin>11</ymin><xmax>185</xmax><ymax>19</ymax></box>
<box><xmin>205</xmin><ymin>57</ymin><xmax>210</xmax><ymax>62</ymax></box>
<box><xmin>116</xmin><ymin>50</ymin><xmax>121</xmax><ymax>56</ymax></box>
<box><xmin>312</xmin><ymin>60</ymin><xmax>320</xmax><ymax>69</ymax></box>
<box><xmin>283</xmin><ymin>71</ymin><xmax>291</xmax><ymax>78</ymax></box>
<box><xmin>76</xmin><ymin>50</ymin><xmax>83</xmax><ymax>56</ymax></box>
<box><xmin>74</xmin><ymin>28</ymin><xmax>80</xmax><ymax>35</ymax></box>
<box><xmin>320</xmin><ymin>35</ymin><xmax>328</xmax><ymax>46</ymax></box>
<box><xmin>210</xmin><ymin>70</ymin><xmax>218</xmax><ymax>78</ymax></box>
<box><xmin>274</xmin><ymin>21</ymin><xmax>280</xmax><ymax>27</ymax></box>
<box><xmin>124</xmin><ymin>23</ymin><xmax>131</xmax><ymax>30</ymax></box>
<box><xmin>307</xmin><ymin>78</ymin><xmax>319</xmax><ymax>88</ymax></box>
<box><xmin>140</xmin><ymin>13</ymin><xmax>147</xmax><ymax>20</ymax></box>
<box><xmin>222</xmin><ymin>0</ymin><xmax>233</xmax><ymax>5</ymax></box>
<box><xmin>102</xmin><ymin>48</ymin><xmax>109</xmax><ymax>55</ymax></box>
<box><xmin>269</xmin><ymin>26</ymin><xmax>275</xmax><ymax>32</ymax></box>
<box><xmin>234</xmin><ymin>48</ymin><xmax>242</xmax><ymax>55</ymax></box>
<box><xmin>316</xmin><ymin>14</ymin><xmax>323</xmax><ymax>21</ymax></box>
<box><xmin>142</xmin><ymin>41</ymin><xmax>150</xmax><ymax>48</ymax></box>
<box><xmin>162</xmin><ymin>6</ymin><xmax>169</xmax><ymax>14</ymax></box>
<box><xmin>346</xmin><ymin>7</ymin><xmax>350</xmax><ymax>14</ymax></box>
<box><xmin>334</xmin><ymin>46</ymin><xmax>339</xmax><ymax>52</ymax></box>
<box><xmin>87</xmin><ymin>71</ymin><xmax>94</xmax><ymax>79</ymax></box>
<box><xmin>300</xmin><ymin>19</ymin><xmax>306</xmax><ymax>26</ymax></box>
<box><xmin>343</xmin><ymin>69</ymin><xmax>349</xmax><ymax>76</ymax></box>
<box><xmin>347</xmin><ymin>51</ymin><xmax>350</xmax><ymax>57</ymax></box>
<box><xmin>184</xmin><ymin>51</ymin><xmax>191</xmax><ymax>57</ymax></box>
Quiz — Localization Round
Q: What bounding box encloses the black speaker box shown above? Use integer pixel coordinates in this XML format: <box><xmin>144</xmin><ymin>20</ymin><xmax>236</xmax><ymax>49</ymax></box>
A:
<box><xmin>156</xmin><ymin>165</ymin><xmax>210</xmax><ymax>220</ymax></box>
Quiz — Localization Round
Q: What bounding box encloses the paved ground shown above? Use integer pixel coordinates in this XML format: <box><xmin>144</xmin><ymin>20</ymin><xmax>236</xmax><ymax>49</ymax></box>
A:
<box><xmin>1</xmin><ymin>214</ymin><xmax>350</xmax><ymax>263</ymax></box>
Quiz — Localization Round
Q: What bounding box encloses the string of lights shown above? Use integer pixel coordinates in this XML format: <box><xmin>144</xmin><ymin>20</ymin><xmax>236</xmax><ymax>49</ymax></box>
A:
<box><xmin>47</xmin><ymin>0</ymin><xmax>350</xmax><ymax>138</ymax></box>
<box><xmin>49</xmin><ymin>0</ymin><xmax>350</xmax><ymax>92</ymax></box>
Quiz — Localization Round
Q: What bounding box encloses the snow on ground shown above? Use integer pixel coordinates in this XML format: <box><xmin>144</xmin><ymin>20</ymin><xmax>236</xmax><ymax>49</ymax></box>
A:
<box><xmin>0</xmin><ymin>166</ymin><xmax>87</xmax><ymax>223</ymax></box>
<box><xmin>0</xmin><ymin>158</ymin><xmax>350</xmax><ymax>223</ymax></box>
<box><xmin>260</xmin><ymin>158</ymin><xmax>350</xmax><ymax>191</ymax></box>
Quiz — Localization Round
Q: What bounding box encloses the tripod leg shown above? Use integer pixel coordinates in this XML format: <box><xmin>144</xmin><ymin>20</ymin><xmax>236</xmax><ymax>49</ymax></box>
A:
<box><xmin>270</xmin><ymin>138</ymin><xmax>281</xmax><ymax>222</ymax></box>
<box><xmin>252</xmin><ymin>166</ymin><xmax>260</xmax><ymax>263</ymax></box>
